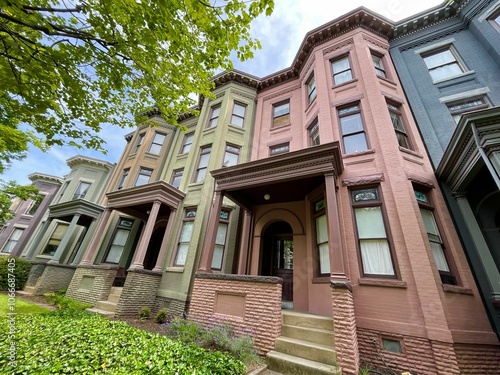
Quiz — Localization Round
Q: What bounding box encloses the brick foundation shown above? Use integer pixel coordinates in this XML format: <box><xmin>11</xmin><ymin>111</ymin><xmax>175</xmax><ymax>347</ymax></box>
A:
<box><xmin>114</xmin><ymin>269</ymin><xmax>161</xmax><ymax>318</ymax></box>
<box><xmin>188</xmin><ymin>273</ymin><xmax>282</xmax><ymax>355</ymax></box>
<box><xmin>66</xmin><ymin>265</ymin><xmax>118</xmax><ymax>305</ymax></box>
<box><xmin>33</xmin><ymin>264</ymin><xmax>76</xmax><ymax>295</ymax></box>
<box><xmin>155</xmin><ymin>296</ymin><xmax>189</xmax><ymax>317</ymax></box>
<box><xmin>454</xmin><ymin>343</ymin><xmax>500</xmax><ymax>374</ymax></box>
<box><xmin>331</xmin><ymin>282</ymin><xmax>360</xmax><ymax>375</ymax></box>
<box><xmin>26</xmin><ymin>263</ymin><xmax>46</xmax><ymax>287</ymax></box>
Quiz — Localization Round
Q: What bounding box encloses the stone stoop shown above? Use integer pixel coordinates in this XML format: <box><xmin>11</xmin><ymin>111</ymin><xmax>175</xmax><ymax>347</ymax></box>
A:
<box><xmin>266</xmin><ymin>310</ymin><xmax>340</xmax><ymax>375</ymax></box>
<box><xmin>86</xmin><ymin>287</ymin><xmax>123</xmax><ymax>318</ymax></box>
<box><xmin>18</xmin><ymin>286</ymin><xmax>36</xmax><ymax>296</ymax></box>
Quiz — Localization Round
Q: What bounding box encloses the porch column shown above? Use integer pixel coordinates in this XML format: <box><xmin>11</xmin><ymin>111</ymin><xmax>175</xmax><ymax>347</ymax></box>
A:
<box><xmin>454</xmin><ymin>192</ymin><xmax>500</xmax><ymax>299</ymax></box>
<box><xmin>324</xmin><ymin>172</ymin><xmax>348</xmax><ymax>283</ymax></box>
<box><xmin>24</xmin><ymin>218</ymin><xmax>52</xmax><ymax>260</ymax></box>
<box><xmin>129</xmin><ymin>200</ymin><xmax>161</xmax><ymax>270</ymax></box>
<box><xmin>70</xmin><ymin>218</ymin><xmax>97</xmax><ymax>265</ymax></box>
<box><xmin>152</xmin><ymin>209</ymin><xmax>177</xmax><ymax>272</ymax></box>
<box><xmin>198</xmin><ymin>190</ymin><xmax>224</xmax><ymax>272</ymax></box>
<box><xmin>80</xmin><ymin>208</ymin><xmax>113</xmax><ymax>266</ymax></box>
<box><xmin>48</xmin><ymin>214</ymin><xmax>81</xmax><ymax>264</ymax></box>
<box><xmin>237</xmin><ymin>210</ymin><xmax>252</xmax><ymax>274</ymax></box>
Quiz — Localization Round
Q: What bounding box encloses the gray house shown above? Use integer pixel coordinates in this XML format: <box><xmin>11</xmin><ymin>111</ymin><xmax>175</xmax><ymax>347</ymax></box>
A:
<box><xmin>389</xmin><ymin>0</ymin><xmax>500</xmax><ymax>337</ymax></box>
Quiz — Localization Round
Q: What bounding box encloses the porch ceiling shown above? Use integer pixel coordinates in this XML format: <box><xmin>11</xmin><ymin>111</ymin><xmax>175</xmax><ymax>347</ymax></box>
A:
<box><xmin>211</xmin><ymin>142</ymin><xmax>343</xmax><ymax>208</ymax></box>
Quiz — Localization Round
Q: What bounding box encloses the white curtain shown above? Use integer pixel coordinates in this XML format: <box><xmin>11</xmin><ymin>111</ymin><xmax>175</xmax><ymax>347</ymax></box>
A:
<box><xmin>360</xmin><ymin>239</ymin><xmax>395</xmax><ymax>275</ymax></box>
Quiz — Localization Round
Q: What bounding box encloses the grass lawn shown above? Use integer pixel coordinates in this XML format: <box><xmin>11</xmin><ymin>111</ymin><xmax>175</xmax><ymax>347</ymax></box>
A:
<box><xmin>0</xmin><ymin>293</ymin><xmax>50</xmax><ymax>316</ymax></box>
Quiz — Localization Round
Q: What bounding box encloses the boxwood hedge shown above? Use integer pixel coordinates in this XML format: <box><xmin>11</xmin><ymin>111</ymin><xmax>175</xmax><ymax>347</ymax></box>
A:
<box><xmin>0</xmin><ymin>256</ymin><xmax>31</xmax><ymax>291</ymax></box>
<box><xmin>0</xmin><ymin>310</ymin><xmax>246</xmax><ymax>374</ymax></box>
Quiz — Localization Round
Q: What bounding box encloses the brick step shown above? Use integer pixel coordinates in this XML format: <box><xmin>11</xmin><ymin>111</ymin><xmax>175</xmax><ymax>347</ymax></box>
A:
<box><xmin>274</xmin><ymin>336</ymin><xmax>336</xmax><ymax>365</ymax></box>
<box><xmin>95</xmin><ymin>300</ymin><xmax>118</xmax><ymax>312</ymax></box>
<box><xmin>281</xmin><ymin>324</ymin><xmax>335</xmax><ymax>346</ymax></box>
<box><xmin>86</xmin><ymin>307</ymin><xmax>115</xmax><ymax>318</ymax></box>
<box><xmin>282</xmin><ymin>310</ymin><xmax>334</xmax><ymax>331</ymax></box>
<box><xmin>266</xmin><ymin>350</ymin><xmax>339</xmax><ymax>375</ymax></box>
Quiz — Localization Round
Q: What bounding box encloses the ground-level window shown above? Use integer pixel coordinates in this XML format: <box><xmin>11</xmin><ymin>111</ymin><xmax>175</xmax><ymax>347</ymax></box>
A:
<box><xmin>212</xmin><ymin>210</ymin><xmax>230</xmax><ymax>270</ymax></box>
<box><xmin>1</xmin><ymin>227</ymin><xmax>24</xmax><ymax>254</ymax></box>
<box><xmin>174</xmin><ymin>209</ymin><xmax>196</xmax><ymax>266</ymax></box>
<box><xmin>104</xmin><ymin>218</ymin><xmax>134</xmax><ymax>264</ymax></box>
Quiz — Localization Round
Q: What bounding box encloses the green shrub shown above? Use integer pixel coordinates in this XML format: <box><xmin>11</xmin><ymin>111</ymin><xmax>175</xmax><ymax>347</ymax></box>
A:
<box><xmin>0</xmin><ymin>256</ymin><xmax>31</xmax><ymax>290</ymax></box>
<box><xmin>138</xmin><ymin>306</ymin><xmax>151</xmax><ymax>320</ymax></box>
<box><xmin>155</xmin><ymin>308</ymin><xmax>170</xmax><ymax>323</ymax></box>
<box><xmin>0</xmin><ymin>311</ymin><xmax>246</xmax><ymax>374</ymax></box>
<box><xmin>43</xmin><ymin>290</ymin><xmax>91</xmax><ymax>311</ymax></box>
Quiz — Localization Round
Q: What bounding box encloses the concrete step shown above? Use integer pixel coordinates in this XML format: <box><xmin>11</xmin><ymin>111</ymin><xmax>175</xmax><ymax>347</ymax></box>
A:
<box><xmin>17</xmin><ymin>289</ymin><xmax>34</xmax><ymax>296</ymax></box>
<box><xmin>86</xmin><ymin>307</ymin><xmax>115</xmax><ymax>318</ymax></box>
<box><xmin>274</xmin><ymin>336</ymin><xmax>336</xmax><ymax>365</ymax></box>
<box><xmin>281</xmin><ymin>324</ymin><xmax>335</xmax><ymax>346</ymax></box>
<box><xmin>282</xmin><ymin>310</ymin><xmax>333</xmax><ymax>331</ymax></box>
<box><xmin>21</xmin><ymin>286</ymin><xmax>36</xmax><ymax>295</ymax></box>
<box><xmin>95</xmin><ymin>300</ymin><xmax>118</xmax><ymax>312</ymax></box>
<box><xmin>107</xmin><ymin>293</ymin><xmax>121</xmax><ymax>303</ymax></box>
<box><xmin>109</xmin><ymin>287</ymin><xmax>123</xmax><ymax>297</ymax></box>
<box><xmin>266</xmin><ymin>351</ymin><xmax>339</xmax><ymax>375</ymax></box>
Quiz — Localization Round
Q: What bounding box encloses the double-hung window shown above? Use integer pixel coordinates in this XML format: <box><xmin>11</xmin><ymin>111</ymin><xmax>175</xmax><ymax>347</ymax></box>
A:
<box><xmin>338</xmin><ymin>104</ymin><xmax>368</xmax><ymax>154</ymax></box>
<box><xmin>314</xmin><ymin>199</ymin><xmax>330</xmax><ymax>275</ymax></box>
<box><xmin>212</xmin><ymin>210</ymin><xmax>230</xmax><ymax>270</ymax></box>
<box><xmin>309</xmin><ymin>120</ymin><xmax>320</xmax><ymax>146</ymax></box>
<box><xmin>194</xmin><ymin>146</ymin><xmax>211</xmax><ymax>183</ymax></box>
<box><xmin>307</xmin><ymin>75</ymin><xmax>317</xmax><ymax>103</ymax></box>
<box><xmin>372</xmin><ymin>54</ymin><xmax>386</xmax><ymax>78</ymax></box>
<box><xmin>42</xmin><ymin>223</ymin><xmax>68</xmax><ymax>256</ymax></box>
<box><xmin>387</xmin><ymin>103</ymin><xmax>411</xmax><ymax>149</ymax></box>
<box><xmin>1</xmin><ymin>228</ymin><xmax>24</xmax><ymax>254</ymax></box>
<box><xmin>207</xmin><ymin>105</ymin><xmax>221</xmax><ymax>128</ymax></box>
<box><xmin>222</xmin><ymin>144</ymin><xmax>240</xmax><ymax>167</ymax></box>
<box><xmin>117</xmin><ymin>168</ymin><xmax>130</xmax><ymax>190</ymax></box>
<box><xmin>422</xmin><ymin>48</ymin><xmax>464</xmax><ymax>81</ymax></box>
<box><xmin>231</xmin><ymin>103</ymin><xmax>246</xmax><ymax>128</ymax></box>
<box><xmin>104</xmin><ymin>218</ymin><xmax>134</xmax><ymax>264</ymax></box>
<box><xmin>331</xmin><ymin>56</ymin><xmax>353</xmax><ymax>85</ymax></box>
<box><xmin>25</xmin><ymin>195</ymin><xmax>43</xmax><ymax>216</ymax></box>
<box><xmin>180</xmin><ymin>133</ymin><xmax>194</xmax><ymax>154</ymax></box>
<box><xmin>149</xmin><ymin>132</ymin><xmax>166</xmax><ymax>154</ymax></box>
<box><xmin>272</xmin><ymin>101</ymin><xmax>290</xmax><ymax>128</ymax></box>
<box><xmin>135</xmin><ymin>167</ymin><xmax>153</xmax><ymax>186</ymax></box>
<box><xmin>170</xmin><ymin>169</ymin><xmax>183</xmax><ymax>189</ymax></box>
<box><xmin>174</xmin><ymin>209</ymin><xmax>196</xmax><ymax>266</ymax></box>
<box><xmin>134</xmin><ymin>133</ymin><xmax>145</xmax><ymax>153</ymax></box>
<box><xmin>73</xmin><ymin>182</ymin><xmax>91</xmax><ymax>200</ymax></box>
<box><xmin>352</xmin><ymin>187</ymin><xmax>395</xmax><ymax>277</ymax></box>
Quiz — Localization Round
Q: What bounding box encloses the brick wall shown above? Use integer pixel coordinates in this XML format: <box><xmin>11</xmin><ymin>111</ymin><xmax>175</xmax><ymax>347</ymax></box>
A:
<box><xmin>454</xmin><ymin>343</ymin><xmax>500</xmax><ymax>374</ymax></box>
<box><xmin>65</xmin><ymin>265</ymin><xmax>117</xmax><ymax>305</ymax></box>
<box><xmin>26</xmin><ymin>263</ymin><xmax>46</xmax><ymax>287</ymax></box>
<box><xmin>115</xmin><ymin>269</ymin><xmax>161</xmax><ymax>317</ymax></box>
<box><xmin>331</xmin><ymin>284</ymin><xmax>360</xmax><ymax>375</ymax></box>
<box><xmin>155</xmin><ymin>296</ymin><xmax>189</xmax><ymax>318</ymax></box>
<box><xmin>188</xmin><ymin>273</ymin><xmax>282</xmax><ymax>355</ymax></box>
<box><xmin>33</xmin><ymin>264</ymin><xmax>75</xmax><ymax>295</ymax></box>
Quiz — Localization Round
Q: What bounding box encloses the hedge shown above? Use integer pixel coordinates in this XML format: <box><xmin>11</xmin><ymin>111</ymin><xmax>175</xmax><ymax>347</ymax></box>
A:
<box><xmin>0</xmin><ymin>256</ymin><xmax>31</xmax><ymax>290</ymax></box>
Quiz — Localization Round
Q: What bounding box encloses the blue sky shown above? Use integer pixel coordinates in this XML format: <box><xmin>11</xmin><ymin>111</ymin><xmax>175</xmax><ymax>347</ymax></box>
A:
<box><xmin>2</xmin><ymin>0</ymin><xmax>442</xmax><ymax>185</ymax></box>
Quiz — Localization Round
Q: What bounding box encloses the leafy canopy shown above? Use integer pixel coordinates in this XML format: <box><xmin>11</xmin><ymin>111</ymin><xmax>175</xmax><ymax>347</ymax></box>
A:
<box><xmin>0</xmin><ymin>180</ymin><xmax>40</xmax><ymax>226</ymax></box>
<box><xmin>0</xmin><ymin>0</ymin><xmax>274</xmax><ymax>172</ymax></box>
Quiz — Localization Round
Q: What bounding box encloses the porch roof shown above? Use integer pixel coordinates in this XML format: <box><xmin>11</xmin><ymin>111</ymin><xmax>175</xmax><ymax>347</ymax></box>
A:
<box><xmin>49</xmin><ymin>199</ymin><xmax>104</xmax><ymax>222</ymax></box>
<box><xmin>210</xmin><ymin>142</ymin><xmax>343</xmax><ymax>209</ymax></box>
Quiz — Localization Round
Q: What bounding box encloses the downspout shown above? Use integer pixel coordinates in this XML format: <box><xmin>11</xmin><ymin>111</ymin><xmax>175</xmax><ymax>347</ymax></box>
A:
<box><xmin>471</xmin><ymin>122</ymin><xmax>500</xmax><ymax>190</ymax></box>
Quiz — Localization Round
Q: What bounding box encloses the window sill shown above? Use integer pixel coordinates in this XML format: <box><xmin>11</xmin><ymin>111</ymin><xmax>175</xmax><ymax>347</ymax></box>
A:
<box><xmin>312</xmin><ymin>276</ymin><xmax>330</xmax><ymax>284</ymax></box>
<box><xmin>228</xmin><ymin>125</ymin><xmax>245</xmax><ymax>133</ymax></box>
<box><xmin>145</xmin><ymin>152</ymin><xmax>161</xmax><ymax>158</ymax></box>
<box><xmin>166</xmin><ymin>267</ymin><xmax>184</xmax><ymax>273</ymax></box>
<box><xmin>332</xmin><ymin>78</ymin><xmax>358</xmax><ymax>90</ymax></box>
<box><xmin>177</xmin><ymin>153</ymin><xmax>188</xmax><ymax>160</ymax></box>
<box><xmin>36</xmin><ymin>255</ymin><xmax>53</xmax><ymax>260</ymax></box>
<box><xmin>203</xmin><ymin>127</ymin><xmax>217</xmax><ymax>134</ymax></box>
<box><xmin>442</xmin><ymin>284</ymin><xmax>473</xmax><ymax>295</ymax></box>
<box><xmin>399</xmin><ymin>147</ymin><xmax>423</xmax><ymax>158</ymax></box>
<box><xmin>433</xmin><ymin>70</ymin><xmax>476</xmax><ymax>85</ymax></box>
<box><xmin>377</xmin><ymin>76</ymin><xmax>397</xmax><ymax>86</ymax></box>
<box><xmin>359</xmin><ymin>278</ymin><xmax>407</xmax><ymax>288</ymax></box>
<box><xmin>342</xmin><ymin>149</ymin><xmax>376</xmax><ymax>158</ymax></box>
<box><xmin>305</xmin><ymin>98</ymin><xmax>317</xmax><ymax>113</ymax></box>
<box><xmin>270</xmin><ymin>123</ymin><xmax>291</xmax><ymax>132</ymax></box>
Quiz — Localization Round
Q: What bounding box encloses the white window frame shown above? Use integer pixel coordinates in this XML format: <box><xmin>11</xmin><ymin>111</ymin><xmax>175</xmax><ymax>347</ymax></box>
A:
<box><xmin>1</xmin><ymin>226</ymin><xmax>25</xmax><ymax>254</ymax></box>
<box><xmin>173</xmin><ymin>209</ymin><xmax>197</xmax><ymax>267</ymax></box>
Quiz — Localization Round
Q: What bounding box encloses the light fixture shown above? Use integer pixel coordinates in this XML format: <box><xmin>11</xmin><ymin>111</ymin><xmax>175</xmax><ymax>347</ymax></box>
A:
<box><xmin>264</xmin><ymin>193</ymin><xmax>271</xmax><ymax>201</ymax></box>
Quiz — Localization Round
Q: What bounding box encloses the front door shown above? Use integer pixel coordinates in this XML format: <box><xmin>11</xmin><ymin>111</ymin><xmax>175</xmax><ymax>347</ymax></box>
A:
<box><xmin>273</xmin><ymin>237</ymin><xmax>294</xmax><ymax>301</ymax></box>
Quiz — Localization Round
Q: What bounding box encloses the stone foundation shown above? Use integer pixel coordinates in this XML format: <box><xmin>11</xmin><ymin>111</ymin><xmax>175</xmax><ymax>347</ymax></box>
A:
<box><xmin>454</xmin><ymin>343</ymin><xmax>500</xmax><ymax>374</ymax></box>
<box><xmin>32</xmin><ymin>264</ymin><xmax>76</xmax><ymax>295</ymax></box>
<box><xmin>25</xmin><ymin>262</ymin><xmax>46</xmax><ymax>287</ymax></box>
<box><xmin>65</xmin><ymin>265</ymin><xmax>118</xmax><ymax>305</ymax></box>
<box><xmin>155</xmin><ymin>296</ymin><xmax>189</xmax><ymax>317</ymax></box>
<box><xmin>114</xmin><ymin>269</ymin><xmax>161</xmax><ymax>318</ymax></box>
<box><xmin>188</xmin><ymin>273</ymin><xmax>282</xmax><ymax>355</ymax></box>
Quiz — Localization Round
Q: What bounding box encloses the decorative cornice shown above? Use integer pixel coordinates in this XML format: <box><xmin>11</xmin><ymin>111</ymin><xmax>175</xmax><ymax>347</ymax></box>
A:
<box><xmin>262</xmin><ymin>84</ymin><xmax>301</xmax><ymax>102</ymax></box>
<box><xmin>49</xmin><ymin>199</ymin><xmax>105</xmax><ymax>219</ymax></box>
<box><xmin>342</xmin><ymin>173</ymin><xmax>385</xmax><ymax>187</ymax></box>
<box><xmin>66</xmin><ymin>155</ymin><xmax>114</xmax><ymax>171</ymax></box>
<box><xmin>363</xmin><ymin>35</ymin><xmax>389</xmax><ymax>51</ymax></box>
<box><xmin>232</xmin><ymin>89</ymin><xmax>257</xmax><ymax>102</ymax></box>
<box><xmin>28</xmin><ymin>173</ymin><xmax>63</xmax><ymax>185</ymax></box>
<box><xmin>405</xmin><ymin>172</ymin><xmax>435</xmax><ymax>188</ymax></box>
<box><xmin>322</xmin><ymin>38</ymin><xmax>354</xmax><ymax>56</ymax></box>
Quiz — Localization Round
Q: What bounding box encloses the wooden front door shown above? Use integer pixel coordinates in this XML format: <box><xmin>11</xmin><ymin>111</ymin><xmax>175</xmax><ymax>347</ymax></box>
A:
<box><xmin>273</xmin><ymin>237</ymin><xmax>294</xmax><ymax>301</ymax></box>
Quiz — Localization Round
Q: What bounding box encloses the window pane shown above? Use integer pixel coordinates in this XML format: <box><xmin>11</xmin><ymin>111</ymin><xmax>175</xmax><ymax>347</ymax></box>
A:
<box><xmin>274</xmin><ymin>102</ymin><xmax>290</xmax><ymax>117</ymax></box>
<box><xmin>355</xmin><ymin>207</ymin><xmax>387</xmax><ymax>238</ymax></box>
<box><xmin>216</xmin><ymin>223</ymin><xmax>228</xmax><ymax>245</ymax></box>
<box><xmin>212</xmin><ymin>245</ymin><xmax>224</xmax><ymax>269</ymax></box>
<box><xmin>420</xmin><ymin>209</ymin><xmax>440</xmax><ymax>237</ymax></box>
<box><xmin>343</xmin><ymin>133</ymin><xmax>368</xmax><ymax>154</ymax></box>
<box><xmin>231</xmin><ymin>115</ymin><xmax>244</xmax><ymax>127</ymax></box>
<box><xmin>316</xmin><ymin>215</ymin><xmax>328</xmax><ymax>243</ymax></box>
<box><xmin>334</xmin><ymin>70</ymin><xmax>353</xmax><ymax>84</ymax></box>
<box><xmin>429</xmin><ymin>64</ymin><xmax>462</xmax><ymax>81</ymax></box>
<box><xmin>431</xmin><ymin>241</ymin><xmax>450</xmax><ymax>272</ymax></box>
<box><xmin>340</xmin><ymin>113</ymin><xmax>363</xmax><ymax>134</ymax></box>
<box><xmin>175</xmin><ymin>243</ymin><xmax>189</xmax><ymax>266</ymax></box>
<box><xmin>332</xmin><ymin>57</ymin><xmax>350</xmax><ymax>73</ymax></box>
<box><xmin>360</xmin><ymin>239</ymin><xmax>394</xmax><ymax>275</ymax></box>
<box><xmin>149</xmin><ymin>143</ymin><xmax>162</xmax><ymax>155</ymax></box>
<box><xmin>319</xmin><ymin>243</ymin><xmax>330</xmax><ymax>274</ymax></box>
<box><xmin>233</xmin><ymin>103</ymin><xmax>245</xmax><ymax>117</ymax></box>
<box><xmin>423</xmin><ymin>50</ymin><xmax>456</xmax><ymax>69</ymax></box>
<box><xmin>223</xmin><ymin>152</ymin><xmax>238</xmax><ymax>167</ymax></box>
<box><xmin>179</xmin><ymin>222</ymin><xmax>194</xmax><ymax>242</ymax></box>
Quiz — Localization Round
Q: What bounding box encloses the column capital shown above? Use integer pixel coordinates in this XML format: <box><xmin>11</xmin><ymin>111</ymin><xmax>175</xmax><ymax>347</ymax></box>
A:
<box><xmin>452</xmin><ymin>191</ymin><xmax>468</xmax><ymax>199</ymax></box>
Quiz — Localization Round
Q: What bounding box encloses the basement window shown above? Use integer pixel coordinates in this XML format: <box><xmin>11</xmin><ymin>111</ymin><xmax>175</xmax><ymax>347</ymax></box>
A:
<box><xmin>382</xmin><ymin>338</ymin><xmax>402</xmax><ymax>353</ymax></box>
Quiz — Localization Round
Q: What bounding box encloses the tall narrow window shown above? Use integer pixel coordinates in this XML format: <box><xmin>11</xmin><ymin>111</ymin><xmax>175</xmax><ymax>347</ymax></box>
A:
<box><xmin>73</xmin><ymin>182</ymin><xmax>91</xmax><ymax>200</ymax></box>
<box><xmin>174</xmin><ymin>209</ymin><xmax>196</xmax><ymax>266</ymax></box>
<box><xmin>194</xmin><ymin>146</ymin><xmax>211</xmax><ymax>183</ymax></box>
<box><xmin>314</xmin><ymin>199</ymin><xmax>330</xmax><ymax>275</ymax></box>
<box><xmin>180</xmin><ymin>133</ymin><xmax>194</xmax><ymax>154</ymax></box>
<box><xmin>207</xmin><ymin>105</ymin><xmax>221</xmax><ymax>128</ymax></box>
<box><xmin>338</xmin><ymin>104</ymin><xmax>368</xmax><ymax>154</ymax></box>
<box><xmin>231</xmin><ymin>103</ymin><xmax>246</xmax><ymax>128</ymax></box>
<box><xmin>59</xmin><ymin>181</ymin><xmax>69</xmax><ymax>197</ymax></box>
<box><xmin>309</xmin><ymin>120</ymin><xmax>320</xmax><ymax>146</ymax></box>
<box><xmin>372</xmin><ymin>55</ymin><xmax>386</xmax><ymax>78</ymax></box>
<box><xmin>134</xmin><ymin>133</ymin><xmax>145</xmax><ymax>153</ymax></box>
<box><xmin>170</xmin><ymin>169</ymin><xmax>183</xmax><ymax>189</ymax></box>
<box><xmin>272</xmin><ymin>101</ymin><xmax>290</xmax><ymax>128</ymax></box>
<box><xmin>104</xmin><ymin>218</ymin><xmax>134</xmax><ymax>264</ymax></box>
<box><xmin>415</xmin><ymin>191</ymin><xmax>456</xmax><ymax>285</ymax></box>
<box><xmin>135</xmin><ymin>167</ymin><xmax>153</xmax><ymax>186</ymax></box>
<box><xmin>212</xmin><ymin>210</ymin><xmax>230</xmax><ymax>270</ymax></box>
<box><xmin>1</xmin><ymin>228</ymin><xmax>24</xmax><ymax>253</ymax></box>
<box><xmin>42</xmin><ymin>223</ymin><xmax>68</xmax><ymax>256</ymax></box>
<box><xmin>307</xmin><ymin>75</ymin><xmax>317</xmax><ymax>103</ymax></box>
<box><xmin>422</xmin><ymin>48</ymin><xmax>464</xmax><ymax>81</ymax></box>
<box><xmin>222</xmin><ymin>144</ymin><xmax>240</xmax><ymax>167</ymax></box>
<box><xmin>352</xmin><ymin>188</ymin><xmax>395</xmax><ymax>277</ymax></box>
<box><xmin>331</xmin><ymin>56</ymin><xmax>353</xmax><ymax>85</ymax></box>
<box><xmin>387</xmin><ymin>103</ymin><xmax>411</xmax><ymax>149</ymax></box>
<box><xmin>117</xmin><ymin>168</ymin><xmax>130</xmax><ymax>190</ymax></box>
<box><xmin>447</xmin><ymin>97</ymin><xmax>488</xmax><ymax>124</ymax></box>
<box><xmin>148</xmin><ymin>132</ymin><xmax>166</xmax><ymax>154</ymax></box>
<box><xmin>270</xmin><ymin>143</ymin><xmax>289</xmax><ymax>156</ymax></box>
<box><xmin>25</xmin><ymin>195</ymin><xmax>43</xmax><ymax>216</ymax></box>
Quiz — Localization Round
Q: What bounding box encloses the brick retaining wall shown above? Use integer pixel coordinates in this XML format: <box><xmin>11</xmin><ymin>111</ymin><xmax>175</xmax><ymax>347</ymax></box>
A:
<box><xmin>33</xmin><ymin>264</ymin><xmax>75</xmax><ymax>295</ymax></box>
<box><xmin>65</xmin><ymin>265</ymin><xmax>117</xmax><ymax>305</ymax></box>
<box><xmin>26</xmin><ymin>263</ymin><xmax>46</xmax><ymax>287</ymax></box>
<box><xmin>114</xmin><ymin>269</ymin><xmax>161</xmax><ymax>317</ymax></box>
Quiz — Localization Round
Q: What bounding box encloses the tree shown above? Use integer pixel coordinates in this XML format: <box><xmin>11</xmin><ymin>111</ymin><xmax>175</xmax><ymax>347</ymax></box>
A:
<box><xmin>0</xmin><ymin>0</ymin><xmax>274</xmax><ymax>172</ymax></box>
<box><xmin>0</xmin><ymin>180</ymin><xmax>40</xmax><ymax>226</ymax></box>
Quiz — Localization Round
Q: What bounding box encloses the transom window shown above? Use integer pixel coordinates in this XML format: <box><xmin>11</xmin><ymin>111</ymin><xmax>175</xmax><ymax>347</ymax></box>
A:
<box><xmin>372</xmin><ymin>54</ymin><xmax>386</xmax><ymax>78</ymax></box>
<box><xmin>180</xmin><ymin>133</ymin><xmax>194</xmax><ymax>154</ymax></box>
<box><xmin>331</xmin><ymin>56</ymin><xmax>353</xmax><ymax>85</ymax></box>
<box><xmin>222</xmin><ymin>144</ymin><xmax>240</xmax><ymax>167</ymax></box>
<box><xmin>148</xmin><ymin>132</ymin><xmax>166</xmax><ymax>155</ymax></box>
<box><xmin>307</xmin><ymin>75</ymin><xmax>317</xmax><ymax>103</ymax></box>
<box><xmin>73</xmin><ymin>182</ymin><xmax>91</xmax><ymax>200</ymax></box>
<box><xmin>309</xmin><ymin>120</ymin><xmax>320</xmax><ymax>146</ymax></box>
<box><xmin>270</xmin><ymin>143</ymin><xmax>289</xmax><ymax>156</ymax></box>
<box><xmin>422</xmin><ymin>48</ymin><xmax>464</xmax><ymax>81</ymax></box>
<box><xmin>387</xmin><ymin>103</ymin><xmax>411</xmax><ymax>149</ymax></box>
<box><xmin>170</xmin><ymin>169</ymin><xmax>183</xmax><ymax>189</ymax></box>
<box><xmin>174</xmin><ymin>209</ymin><xmax>197</xmax><ymax>267</ymax></box>
<box><xmin>447</xmin><ymin>97</ymin><xmax>489</xmax><ymax>124</ymax></box>
<box><xmin>194</xmin><ymin>146</ymin><xmax>211</xmax><ymax>183</ymax></box>
<box><xmin>272</xmin><ymin>101</ymin><xmax>290</xmax><ymax>128</ymax></box>
<box><xmin>135</xmin><ymin>167</ymin><xmax>153</xmax><ymax>186</ymax></box>
<box><xmin>352</xmin><ymin>188</ymin><xmax>395</xmax><ymax>277</ymax></box>
<box><xmin>104</xmin><ymin>218</ymin><xmax>134</xmax><ymax>264</ymax></box>
<box><xmin>231</xmin><ymin>103</ymin><xmax>246</xmax><ymax>128</ymax></box>
<box><xmin>338</xmin><ymin>104</ymin><xmax>368</xmax><ymax>154</ymax></box>
<box><xmin>207</xmin><ymin>105</ymin><xmax>221</xmax><ymax>128</ymax></box>
<box><xmin>212</xmin><ymin>210</ymin><xmax>231</xmax><ymax>270</ymax></box>
<box><xmin>134</xmin><ymin>133</ymin><xmax>145</xmax><ymax>153</ymax></box>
